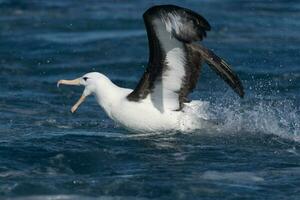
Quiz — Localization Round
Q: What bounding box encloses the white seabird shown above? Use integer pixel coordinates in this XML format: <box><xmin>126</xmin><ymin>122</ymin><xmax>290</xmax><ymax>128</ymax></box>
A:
<box><xmin>57</xmin><ymin>5</ymin><xmax>244</xmax><ymax>132</ymax></box>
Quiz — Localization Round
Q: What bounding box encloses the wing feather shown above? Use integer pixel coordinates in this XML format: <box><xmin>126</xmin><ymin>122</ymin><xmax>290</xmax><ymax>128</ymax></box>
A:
<box><xmin>192</xmin><ymin>44</ymin><xmax>245</xmax><ymax>97</ymax></box>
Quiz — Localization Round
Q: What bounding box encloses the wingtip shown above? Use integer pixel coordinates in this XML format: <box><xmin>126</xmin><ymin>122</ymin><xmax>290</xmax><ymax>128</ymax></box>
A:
<box><xmin>239</xmin><ymin>92</ymin><xmax>245</xmax><ymax>98</ymax></box>
<box><xmin>236</xmin><ymin>87</ymin><xmax>245</xmax><ymax>98</ymax></box>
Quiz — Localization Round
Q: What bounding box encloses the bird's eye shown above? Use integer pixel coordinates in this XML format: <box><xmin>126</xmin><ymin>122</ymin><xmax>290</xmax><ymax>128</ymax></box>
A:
<box><xmin>83</xmin><ymin>77</ymin><xmax>88</xmax><ymax>81</ymax></box>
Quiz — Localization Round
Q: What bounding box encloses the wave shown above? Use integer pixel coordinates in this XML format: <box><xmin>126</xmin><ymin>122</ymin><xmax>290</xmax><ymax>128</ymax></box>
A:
<box><xmin>36</xmin><ymin>30</ymin><xmax>145</xmax><ymax>44</ymax></box>
<box><xmin>6</xmin><ymin>195</ymin><xmax>149</xmax><ymax>200</ymax></box>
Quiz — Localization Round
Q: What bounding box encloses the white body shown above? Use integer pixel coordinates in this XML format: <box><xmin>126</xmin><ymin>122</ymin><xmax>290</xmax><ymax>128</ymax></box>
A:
<box><xmin>89</xmin><ymin>73</ymin><xmax>208</xmax><ymax>133</ymax></box>
<box><xmin>93</xmin><ymin>75</ymin><xmax>179</xmax><ymax>132</ymax></box>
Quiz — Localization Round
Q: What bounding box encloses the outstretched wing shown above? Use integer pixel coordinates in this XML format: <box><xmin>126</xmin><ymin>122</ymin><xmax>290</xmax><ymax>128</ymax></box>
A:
<box><xmin>127</xmin><ymin>5</ymin><xmax>211</xmax><ymax>112</ymax></box>
<box><xmin>189</xmin><ymin>43</ymin><xmax>244</xmax><ymax>98</ymax></box>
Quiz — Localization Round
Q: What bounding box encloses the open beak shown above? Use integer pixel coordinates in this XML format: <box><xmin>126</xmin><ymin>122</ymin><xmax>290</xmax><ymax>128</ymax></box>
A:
<box><xmin>70</xmin><ymin>94</ymin><xmax>86</xmax><ymax>113</ymax></box>
<box><xmin>57</xmin><ymin>78</ymin><xmax>87</xmax><ymax>113</ymax></box>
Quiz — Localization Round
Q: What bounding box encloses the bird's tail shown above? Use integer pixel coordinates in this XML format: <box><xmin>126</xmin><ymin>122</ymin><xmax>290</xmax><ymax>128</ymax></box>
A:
<box><xmin>191</xmin><ymin>44</ymin><xmax>244</xmax><ymax>98</ymax></box>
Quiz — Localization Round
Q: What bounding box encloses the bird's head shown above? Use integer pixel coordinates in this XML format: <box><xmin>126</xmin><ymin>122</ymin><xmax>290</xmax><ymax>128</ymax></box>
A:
<box><xmin>57</xmin><ymin>72</ymin><xmax>103</xmax><ymax>113</ymax></box>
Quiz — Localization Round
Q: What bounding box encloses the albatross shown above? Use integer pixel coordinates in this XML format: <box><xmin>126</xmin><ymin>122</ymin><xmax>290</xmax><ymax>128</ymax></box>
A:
<box><xmin>57</xmin><ymin>5</ymin><xmax>244</xmax><ymax>132</ymax></box>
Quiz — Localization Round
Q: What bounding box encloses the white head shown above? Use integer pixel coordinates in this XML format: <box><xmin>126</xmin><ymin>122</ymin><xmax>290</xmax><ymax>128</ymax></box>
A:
<box><xmin>57</xmin><ymin>72</ymin><xmax>105</xmax><ymax>113</ymax></box>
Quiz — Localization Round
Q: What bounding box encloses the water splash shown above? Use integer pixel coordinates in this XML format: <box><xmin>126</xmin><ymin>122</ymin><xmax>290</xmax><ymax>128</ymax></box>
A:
<box><xmin>202</xmin><ymin>96</ymin><xmax>300</xmax><ymax>142</ymax></box>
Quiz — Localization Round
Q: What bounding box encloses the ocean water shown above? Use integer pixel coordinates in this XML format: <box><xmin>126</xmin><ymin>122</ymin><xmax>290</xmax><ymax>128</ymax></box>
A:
<box><xmin>0</xmin><ymin>0</ymin><xmax>300</xmax><ymax>199</ymax></box>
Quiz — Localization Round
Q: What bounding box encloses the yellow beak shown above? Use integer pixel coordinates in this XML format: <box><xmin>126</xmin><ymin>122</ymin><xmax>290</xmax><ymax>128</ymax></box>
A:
<box><xmin>70</xmin><ymin>95</ymin><xmax>86</xmax><ymax>113</ymax></box>
<box><xmin>57</xmin><ymin>78</ymin><xmax>81</xmax><ymax>87</ymax></box>
<box><xmin>57</xmin><ymin>78</ymin><xmax>86</xmax><ymax>113</ymax></box>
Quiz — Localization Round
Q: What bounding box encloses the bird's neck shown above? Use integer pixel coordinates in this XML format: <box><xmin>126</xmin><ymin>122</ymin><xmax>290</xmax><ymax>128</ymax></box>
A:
<box><xmin>93</xmin><ymin>77</ymin><xmax>125</xmax><ymax>117</ymax></box>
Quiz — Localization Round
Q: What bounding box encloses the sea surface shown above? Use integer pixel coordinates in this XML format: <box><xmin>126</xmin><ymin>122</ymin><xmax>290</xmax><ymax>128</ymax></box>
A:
<box><xmin>0</xmin><ymin>0</ymin><xmax>300</xmax><ymax>199</ymax></box>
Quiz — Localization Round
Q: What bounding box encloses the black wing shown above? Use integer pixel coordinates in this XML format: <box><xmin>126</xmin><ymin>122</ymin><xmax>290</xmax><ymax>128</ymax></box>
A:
<box><xmin>192</xmin><ymin>44</ymin><xmax>244</xmax><ymax>97</ymax></box>
<box><xmin>127</xmin><ymin>5</ymin><xmax>210</xmax><ymax>111</ymax></box>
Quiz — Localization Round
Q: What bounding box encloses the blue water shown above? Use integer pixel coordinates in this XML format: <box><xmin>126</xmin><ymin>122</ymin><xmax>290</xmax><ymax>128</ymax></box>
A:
<box><xmin>0</xmin><ymin>0</ymin><xmax>300</xmax><ymax>199</ymax></box>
